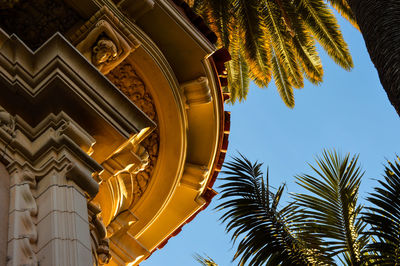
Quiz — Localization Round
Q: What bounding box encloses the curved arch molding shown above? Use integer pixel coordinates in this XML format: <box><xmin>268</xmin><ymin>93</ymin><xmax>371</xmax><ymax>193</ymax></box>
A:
<box><xmin>88</xmin><ymin>1</ymin><xmax>231</xmax><ymax>265</ymax></box>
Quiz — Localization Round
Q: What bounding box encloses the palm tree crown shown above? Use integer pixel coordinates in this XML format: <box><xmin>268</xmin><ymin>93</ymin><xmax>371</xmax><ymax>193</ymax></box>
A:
<box><xmin>185</xmin><ymin>0</ymin><xmax>355</xmax><ymax>107</ymax></box>
<box><xmin>201</xmin><ymin>151</ymin><xmax>400</xmax><ymax>265</ymax></box>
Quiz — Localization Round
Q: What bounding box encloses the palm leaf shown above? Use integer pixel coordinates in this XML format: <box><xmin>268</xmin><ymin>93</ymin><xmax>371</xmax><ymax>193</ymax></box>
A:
<box><xmin>293</xmin><ymin>150</ymin><xmax>366</xmax><ymax>265</ymax></box>
<box><xmin>228</xmin><ymin>47</ymin><xmax>250</xmax><ymax>103</ymax></box>
<box><xmin>293</xmin><ymin>0</ymin><xmax>353</xmax><ymax>70</ymax></box>
<box><xmin>363</xmin><ymin>157</ymin><xmax>400</xmax><ymax>265</ymax></box>
<box><xmin>292</xmin><ymin>24</ymin><xmax>324</xmax><ymax>84</ymax></box>
<box><xmin>218</xmin><ymin>154</ymin><xmax>332</xmax><ymax>265</ymax></box>
<box><xmin>272</xmin><ymin>0</ymin><xmax>324</xmax><ymax>85</ymax></box>
<box><xmin>194</xmin><ymin>254</ymin><xmax>218</xmax><ymax>266</ymax></box>
<box><xmin>233</xmin><ymin>0</ymin><xmax>272</xmax><ymax>88</ymax></box>
<box><xmin>325</xmin><ymin>0</ymin><xmax>359</xmax><ymax>29</ymax></box>
<box><xmin>262</xmin><ymin>0</ymin><xmax>303</xmax><ymax>89</ymax></box>
<box><xmin>202</xmin><ymin>0</ymin><xmax>234</xmax><ymax>48</ymax></box>
<box><xmin>271</xmin><ymin>48</ymin><xmax>295</xmax><ymax>108</ymax></box>
<box><xmin>226</xmin><ymin>22</ymin><xmax>250</xmax><ymax>103</ymax></box>
<box><xmin>185</xmin><ymin>0</ymin><xmax>354</xmax><ymax>107</ymax></box>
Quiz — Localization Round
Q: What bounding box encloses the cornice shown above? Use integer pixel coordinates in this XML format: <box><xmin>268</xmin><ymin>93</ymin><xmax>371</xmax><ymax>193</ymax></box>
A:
<box><xmin>0</xmin><ymin>29</ymin><xmax>155</xmax><ymax>140</ymax></box>
<box><xmin>156</xmin><ymin>0</ymin><xmax>216</xmax><ymax>52</ymax></box>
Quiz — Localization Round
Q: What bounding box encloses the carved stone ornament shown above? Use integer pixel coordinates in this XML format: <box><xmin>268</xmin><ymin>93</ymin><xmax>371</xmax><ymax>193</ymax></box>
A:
<box><xmin>8</xmin><ymin>169</ymin><xmax>38</xmax><ymax>265</ymax></box>
<box><xmin>94</xmin><ymin>138</ymin><xmax>150</xmax><ymax>228</ymax></box>
<box><xmin>107</xmin><ymin>61</ymin><xmax>160</xmax><ymax>208</ymax></box>
<box><xmin>0</xmin><ymin>106</ymin><xmax>15</xmax><ymax>136</ymax></box>
<box><xmin>88</xmin><ymin>201</ymin><xmax>111</xmax><ymax>265</ymax></box>
<box><xmin>73</xmin><ymin>7</ymin><xmax>140</xmax><ymax>74</ymax></box>
<box><xmin>89</xmin><ymin>61</ymin><xmax>160</xmax><ymax>236</ymax></box>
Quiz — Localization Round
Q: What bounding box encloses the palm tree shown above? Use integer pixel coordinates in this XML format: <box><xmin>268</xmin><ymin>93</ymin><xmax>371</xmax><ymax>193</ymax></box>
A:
<box><xmin>215</xmin><ymin>150</ymin><xmax>368</xmax><ymax>265</ymax></box>
<box><xmin>184</xmin><ymin>0</ymin><xmax>354</xmax><ymax>107</ymax></box>
<box><xmin>217</xmin><ymin>155</ymin><xmax>331</xmax><ymax>265</ymax></box>
<box><xmin>343</xmin><ymin>1</ymin><xmax>400</xmax><ymax>116</ymax></box>
<box><xmin>363</xmin><ymin>157</ymin><xmax>400</xmax><ymax>264</ymax></box>
<box><xmin>199</xmin><ymin>151</ymin><xmax>400</xmax><ymax>265</ymax></box>
<box><xmin>292</xmin><ymin>151</ymin><xmax>368</xmax><ymax>265</ymax></box>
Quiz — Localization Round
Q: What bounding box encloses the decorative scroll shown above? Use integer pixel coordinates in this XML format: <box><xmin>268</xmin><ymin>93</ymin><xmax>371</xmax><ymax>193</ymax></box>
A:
<box><xmin>180</xmin><ymin>77</ymin><xmax>212</xmax><ymax>108</ymax></box>
<box><xmin>7</xmin><ymin>170</ymin><xmax>38</xmax><ymax>265</ymax></box>
<box><xmin>95</xmin><ymin>141</ymin><xmax>150</xmax><ymax>226</ymax></box>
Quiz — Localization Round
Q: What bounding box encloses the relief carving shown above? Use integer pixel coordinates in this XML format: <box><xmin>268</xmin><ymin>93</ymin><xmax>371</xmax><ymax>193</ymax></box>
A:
<box><xmin>88</xmin><ymin>202</ymin><xmax>111</xmax><ymax>265</ymax></box>
<box><xmin>94</xmin><ymin>140</ymin><xmax>152</xmax><ymax>226</ymax></box>
<box><xmin>0</xmin><ymin>106</ymin><xmax>15</xmax><ymax>136</ymax></box>
<box><xmin>73</xmin><ymin>7</ymin><xmax>140</xmax><ymax>74</ymax></box>
<box><xmin>107</xmin><ymin>62</ymin><xmax>160</xmax><ymax>210</ymax></box>
<box><xmin>108</xmin><ymin>62</ymin><xmax>157</xmax><ymax>120</ymax></box>
<box><xmin>76</xmin><ymin>20</ymin><xmax>131</xmax><ymax>74</ymax></box>
<box><xmin>7</xmin><ymin>169</ymin><xmax>38</xmax><ymax>265</ymax></box>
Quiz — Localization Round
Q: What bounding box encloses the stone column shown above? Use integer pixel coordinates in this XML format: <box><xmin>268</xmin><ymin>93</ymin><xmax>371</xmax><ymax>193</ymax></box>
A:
<box><xmin>0</xmin><ymin>162</ymin><xmax>10</xmax><ymax>265</ymax></box>
<box><xmin>3</xmin><ymin>111</ymin><xmax>102</xmax><ymax>266</ymax></box>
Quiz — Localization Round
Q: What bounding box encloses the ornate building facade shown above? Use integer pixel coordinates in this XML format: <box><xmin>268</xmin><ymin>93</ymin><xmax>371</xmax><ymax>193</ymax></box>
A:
<box><xmin>0</xmin><ymin>0</ymin><xmax>230</xmax><ymax>265</ymax></box>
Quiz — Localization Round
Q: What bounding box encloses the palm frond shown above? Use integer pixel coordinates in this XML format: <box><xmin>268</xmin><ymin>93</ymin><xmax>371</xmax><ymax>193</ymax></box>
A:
<box><xmin>271</xmin><ymin>48</ymin><xmax>295</xmax><ymax>108</ymax></box>
<box><xmin>294</xmin><ymin>0</ymin><xmax>353</xmax><ymax>70</ymax></box>
<box><xmin>275</xmin><ymin>0</ymin><xmax>324</xmax><ymax>84</ymax></box>
<box><xmin>325</xmin><ymin>0</ymin><xmax>359</xmax><ymax>29</ymax></box>
<box><xmin>262</xmin><ymin>0</ymin><xmax>303</xmax><ymax>89</ymax></box>
<box><xmin>187</xmin><ymin>0</ymin><xmax>354</xmax><ymax>107</ymax></box>
<box><xmin>194</xmin><ymin>254</ymin><xmax>218</xmax><ymax>266</ymax></box>
<box><xmin>233</xmin><ymin>0</ymin><xmax>272</xmax><ymax>88</ymax></box>
<box><xmin>226</xmin><ymin>22</ymin><xmax>250</xmax><ymax>103</ymax></box>
<box><xmin>228</xmin><ymin>48</ymin><xmax>250</xmax><ymax>103</ymax></box>
<box><xmin>203</xmin><ymin>0</ymin><xmax>234</xmax><ymax>48</ymax></box>
<box><xmin>293</xmin><ymin>150</ymin><xmax>366</xmax><ymax>265</ymax></box>
<box><xmin>218</xmin><ymin>154</ymin><xmax>332</xmax><ymax>265</ymax></box>
<box><xmin>363</xmin><ymin>157</ymin><xmax>400</xmax><ymax>265</ymax></box>
<box><xmin>292</xmin><ymin>25</ymin><xmax>324</xmax><ymax>84</ymax></box>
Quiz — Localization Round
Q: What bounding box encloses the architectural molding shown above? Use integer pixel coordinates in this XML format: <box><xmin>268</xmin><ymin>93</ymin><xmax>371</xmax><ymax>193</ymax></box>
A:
<box><xmin>114</xmin><ymin>0</ymin><xmax>155</xmax><ymax>21</ymax></box>
<box><xmin>0</xmin><ymin>27</ymin><xmax>157</xmax><ymax>265</ymax></box>
<box><xmin>0</xmin><ymin>0</ymin><xmax>231</xmax><ymax>264</ymax></box>
<box><xmin>7</xmin><ymin>169</ymin><xmax>37</xmax><ymax>266</ymax></box>
<box><xmin>0</xmin><ymin>28</ymin><xmax>155</xmax><ymax>156</ymax></box>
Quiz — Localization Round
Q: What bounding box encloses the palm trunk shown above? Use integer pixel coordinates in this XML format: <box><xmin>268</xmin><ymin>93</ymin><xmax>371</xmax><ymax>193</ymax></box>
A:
<box><xmin>345</xmin><ymin>0</ymin><xmax>400</xmax><ymax>116</ymax></box>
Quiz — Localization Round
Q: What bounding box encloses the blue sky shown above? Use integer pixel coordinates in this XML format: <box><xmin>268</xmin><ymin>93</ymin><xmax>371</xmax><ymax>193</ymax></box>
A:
<box><xmin>144</xmin><ymin>13</ymin><xmax>400</xmax><ymax>266</ymax></box>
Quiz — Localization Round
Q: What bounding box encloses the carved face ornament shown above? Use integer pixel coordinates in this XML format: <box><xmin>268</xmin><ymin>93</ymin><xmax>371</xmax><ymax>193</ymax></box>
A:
<box><xmin>92</xmin><ymin>38</ymin><xmax>118</xmax><ymax>66</ymax></box>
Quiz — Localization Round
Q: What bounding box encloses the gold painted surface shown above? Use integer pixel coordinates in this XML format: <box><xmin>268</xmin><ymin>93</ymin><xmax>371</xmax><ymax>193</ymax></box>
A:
<box><xmin>106</xmin><ymin>61</ymin><xmax>159</xmax><ymax>211</ymax></box>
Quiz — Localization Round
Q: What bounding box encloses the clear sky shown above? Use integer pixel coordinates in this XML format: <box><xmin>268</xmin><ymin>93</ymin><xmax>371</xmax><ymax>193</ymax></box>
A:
<box><xmin>144</xmin><ymin>12</ymin><xmax>400</xmax><ymax>266</ymax></box>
